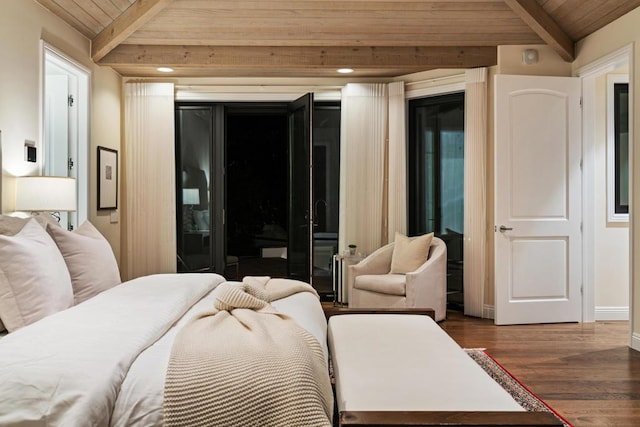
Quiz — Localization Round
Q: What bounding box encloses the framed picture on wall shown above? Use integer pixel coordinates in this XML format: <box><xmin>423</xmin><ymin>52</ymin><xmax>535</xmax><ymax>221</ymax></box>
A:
<box><xmin>98</xmin><ymin>146</ymin><xmax>118</xmax><ymax>210</ymax></box>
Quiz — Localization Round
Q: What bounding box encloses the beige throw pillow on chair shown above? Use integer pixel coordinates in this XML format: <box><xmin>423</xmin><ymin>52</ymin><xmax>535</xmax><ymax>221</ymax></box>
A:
<box><xmin>390</xmin><ymin>232</ymin><xmax>434</xmax><ymax>274</ymax></box>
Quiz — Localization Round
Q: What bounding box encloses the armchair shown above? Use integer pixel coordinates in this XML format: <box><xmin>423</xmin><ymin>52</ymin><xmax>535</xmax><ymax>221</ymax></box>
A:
<box><xmin>347</xmin><ymin>235</ymin><xmax>447</xmax><ymax>321</ymax></box>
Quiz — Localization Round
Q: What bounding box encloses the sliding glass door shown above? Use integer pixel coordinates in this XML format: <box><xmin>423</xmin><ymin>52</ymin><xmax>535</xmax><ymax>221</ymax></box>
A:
<box><xmin>175</xmin><ymin>97</ymin><xmax>339</xmax><ymax>299</ymax></box>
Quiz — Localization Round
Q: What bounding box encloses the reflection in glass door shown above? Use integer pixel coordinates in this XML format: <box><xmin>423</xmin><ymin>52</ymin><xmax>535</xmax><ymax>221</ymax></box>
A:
<box><xmin>176</xmin><ymin>106</ymin><xmax>216</xmax><ymax>273</ymax></box>
<box><xmin>312</xmin><ymin>103</ymin><xmax>341</xmax><ymax>295</ymax></box>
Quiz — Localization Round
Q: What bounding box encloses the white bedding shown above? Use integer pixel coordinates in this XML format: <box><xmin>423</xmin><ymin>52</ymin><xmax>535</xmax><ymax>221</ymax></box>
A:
<box><xmin>0</xmin><ymin>274</ymin><xmax>328</xmax><ymax>426</ymax></box>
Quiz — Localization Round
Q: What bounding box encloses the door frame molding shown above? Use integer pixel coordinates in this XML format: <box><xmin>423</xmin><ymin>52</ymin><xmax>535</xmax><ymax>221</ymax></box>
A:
<box><xmin>40</xmin><ymin>41</ymin><xmax>91</xmax><ymax>228</ymax></box>
<box><xmin>576</xmin><ymin>43</ymin><xmax>634</xmax><ymax>325</ymax></box>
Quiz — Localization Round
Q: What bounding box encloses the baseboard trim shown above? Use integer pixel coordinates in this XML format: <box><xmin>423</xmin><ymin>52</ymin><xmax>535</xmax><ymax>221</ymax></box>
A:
<box><xmin>483</xmin><ymin>304</ymin><xmax>495</xmax><ymax>320</ymax></box>
<box><xmin>631</xmin><ymin>333</ymin><xmax>640</xmax><ymax>352</ymax></box>
<box><xmin>595</xmin><ymin>306</ymin><xmax>629</xmax><ymax>321</ymax></box>
<box><xmin>484</xmin><ymin>305</ymin><xmax>628</xmax><ymax>322</ymax></box>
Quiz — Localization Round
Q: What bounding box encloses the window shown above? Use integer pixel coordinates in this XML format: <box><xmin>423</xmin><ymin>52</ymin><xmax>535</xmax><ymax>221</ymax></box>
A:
<box><xmin>42</xmin><ymin>42</ymin><xmax>90</xmax><ymax>231</ymax></box>
<box><xmin>408</xmin><ymin>92</ymin><xmax>464</xmax><ymax>309</ymax></box>
<box><xmin>607</xmin><ymin>75</ymin><xmax>629</xmax><ymax>222</ymax></box>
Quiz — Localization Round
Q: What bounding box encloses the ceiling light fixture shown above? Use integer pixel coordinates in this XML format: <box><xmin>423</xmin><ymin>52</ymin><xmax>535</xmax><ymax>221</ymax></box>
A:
<box><xmin>157</xmin><ymin>67</ymin><xmax>174</xmax><ymax>73</ymax></box>
<box><xmin>337</xmin><ymin>68</ymin><xmax>354</xmax><ymax>74</ymax></box>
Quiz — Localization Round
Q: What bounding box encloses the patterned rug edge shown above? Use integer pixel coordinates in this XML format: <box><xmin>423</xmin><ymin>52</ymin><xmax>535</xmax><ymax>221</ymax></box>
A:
<box><xmin>464</xmin><ymin>348</ymin><xmax>573</xmax><ymax>427</ymax></box>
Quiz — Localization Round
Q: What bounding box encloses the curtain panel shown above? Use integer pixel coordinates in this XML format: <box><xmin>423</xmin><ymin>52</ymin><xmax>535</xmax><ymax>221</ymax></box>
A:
<box><xmin>123</xmin><ymin>82</ymin><xmax>176</xmax><ymax>280</ymax></box>
<box><xmin>339</xmin><ymin>83</ymin><xmax>388</xmax><ymax>257</ymax></box>
<box><xmin>387</xmin><ymin>81</ymin><xmax>407</xmax><ymax>241</ymax></box>
<box><xmin>463</xmin><ymin>68</ymin><xmax>488</xmax><ymax>317</ymax></box>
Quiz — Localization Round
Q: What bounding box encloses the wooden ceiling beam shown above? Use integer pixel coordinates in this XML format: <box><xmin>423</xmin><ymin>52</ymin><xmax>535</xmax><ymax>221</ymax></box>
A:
<box><xmin>504</xmin><ymin>0</ymin><xmax>574</xmax><ymax>61</ymax></box>
<box><xmin>92</xmin><ymin>0</ymin><xmax>175</xmax><ymax>62</ymax></box>
<box><xmin>98</xmin><ymin>45</ymin><xmax>498</xmax><ymax>69</ymax></box>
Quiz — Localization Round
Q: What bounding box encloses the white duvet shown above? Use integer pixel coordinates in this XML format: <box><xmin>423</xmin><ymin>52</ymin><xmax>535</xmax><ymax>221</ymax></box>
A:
<box><xmin>0</xmin><ymin>274</ymin><xmax>329</xmax><ymax>426</ymax></box>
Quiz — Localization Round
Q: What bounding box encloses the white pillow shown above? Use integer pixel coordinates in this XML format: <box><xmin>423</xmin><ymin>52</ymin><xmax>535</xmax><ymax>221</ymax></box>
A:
<box><xmin>47</xmin><ymin>221</ymin><xmax>121</xmax><ymax>304</ymax></box>
<box><xmin>0</xmin><ymin>219</ymin><xmax>74</xmax><ymax>332</ymax></box>
<box><xmin>389</xmin><ymin>232</ymin><xmax>434</xmax><ymax>274</ymax></box>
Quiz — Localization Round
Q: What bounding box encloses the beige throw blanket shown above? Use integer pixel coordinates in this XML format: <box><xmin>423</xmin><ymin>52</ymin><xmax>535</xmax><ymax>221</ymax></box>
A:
<box><xmin>163</xmin><ymin>277</ymin><xmax>333</xmax><ymax>427</ymax></box>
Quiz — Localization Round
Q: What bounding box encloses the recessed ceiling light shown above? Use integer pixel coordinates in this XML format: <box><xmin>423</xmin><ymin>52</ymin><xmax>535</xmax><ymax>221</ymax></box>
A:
<box><xmin>337</xmin><ymin>68</ymin><xmax>354</xmax><ymax>74</ymax></box>
<box><xmin>157</xmin><ymin>67</ymin><xmax>174</xmax><ymax>73</ymax></box>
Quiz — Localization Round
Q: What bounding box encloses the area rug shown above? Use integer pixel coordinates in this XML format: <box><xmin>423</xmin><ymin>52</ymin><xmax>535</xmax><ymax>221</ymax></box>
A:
<box><xmin>465</xmin><ymin>349</ymin><xmax>573</xmax><ymax>427</ymax></box>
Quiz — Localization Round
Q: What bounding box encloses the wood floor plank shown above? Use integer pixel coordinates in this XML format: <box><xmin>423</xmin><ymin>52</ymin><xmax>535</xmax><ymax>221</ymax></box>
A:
<box><xmin>440</xmin><ymin>311</ymin><xmax>640</xmax><ymax>426</ymax></box>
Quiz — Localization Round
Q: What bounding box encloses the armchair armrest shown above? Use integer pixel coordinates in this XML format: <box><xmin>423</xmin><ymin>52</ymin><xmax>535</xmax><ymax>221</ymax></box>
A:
<box><xmin>347</xmin><ymin>242</ymin><xmax>394</xmax><ymax>302</ymax></box>
<box><xmin>405</xmin><ymin>237</ymin><xmax>447</xmax><ymax>320</ymax></box>
<box><xmin>350</xmin><ymin>243</ymin><xmax>395</xmax><ymax>276</ymax></box>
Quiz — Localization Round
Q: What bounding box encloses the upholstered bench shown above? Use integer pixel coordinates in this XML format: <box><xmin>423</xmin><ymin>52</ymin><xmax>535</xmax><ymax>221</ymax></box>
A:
<box><xmin>327</xmin><ymin>314</ymin><xmax>562</xmax><ymax>426</ymax></box>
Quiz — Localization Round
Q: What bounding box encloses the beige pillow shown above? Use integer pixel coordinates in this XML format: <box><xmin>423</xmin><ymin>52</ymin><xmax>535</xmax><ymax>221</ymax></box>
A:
<box><xmin>47</xmin><ymin>221</ymin><xmax>122</xmax><ymax>304</ymax></box>
<box><xmin>389</xmin><ymin>232</ymin><xmax>434</xmax><ymax>274</ymax></box>
<box><xmin>0</xmin><ymin>214</ymin><xmax>60</xmax><ymax>236</ymax></box>
<box><xmin>0</xmin><ymin>215</ymin><xmax>29</xmax><ymax>236</ymax></box>
<box><xmin>0</xmin><ymin>219</ymin><xmax>74</xmax><ymax>332</ymax></box>
<box><xmin>0</xmin><ymin>214</ymin><xmax>61</xmax><ymax>332</ymax></box>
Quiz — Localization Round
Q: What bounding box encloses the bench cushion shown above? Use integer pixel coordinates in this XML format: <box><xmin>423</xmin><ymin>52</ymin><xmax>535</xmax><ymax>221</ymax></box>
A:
<box><xmin>328</xmin><ymin>314</ymin><xmax>524</xmax><ymax>412</ymax></box>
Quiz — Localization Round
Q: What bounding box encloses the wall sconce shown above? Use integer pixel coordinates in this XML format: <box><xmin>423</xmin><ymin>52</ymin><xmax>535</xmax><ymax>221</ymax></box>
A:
<box><xmin>15</xmin><ymin>176</ymin><xmax>77</xmax><ymax>220</ymax></box>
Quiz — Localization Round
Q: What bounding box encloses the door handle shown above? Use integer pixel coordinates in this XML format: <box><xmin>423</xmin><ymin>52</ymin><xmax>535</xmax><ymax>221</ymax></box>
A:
<box><xmin>499</xmin><ymin>225</ymin><xmax>513</xmax><ymax>232</ymax></box>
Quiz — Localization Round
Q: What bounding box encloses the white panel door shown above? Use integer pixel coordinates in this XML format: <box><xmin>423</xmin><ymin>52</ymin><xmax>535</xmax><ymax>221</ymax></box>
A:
<box><xmin>494</xmin><ymin>74</ymin><xmax>582</xmax><ymax>325</ymax></box>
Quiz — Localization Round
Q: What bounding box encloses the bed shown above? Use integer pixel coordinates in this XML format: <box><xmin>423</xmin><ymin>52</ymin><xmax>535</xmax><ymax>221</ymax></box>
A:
<box><xmin>0</xmin><ymin>215</ymin><xmax>332</xmax><ymax>426</ymax></box>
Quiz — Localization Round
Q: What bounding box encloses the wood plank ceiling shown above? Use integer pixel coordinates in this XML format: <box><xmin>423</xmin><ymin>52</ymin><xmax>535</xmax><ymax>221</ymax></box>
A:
<box><xmin>34</xmin><ymin>0</ymin><xmax>640</xmax><ymax>78</ymax></box>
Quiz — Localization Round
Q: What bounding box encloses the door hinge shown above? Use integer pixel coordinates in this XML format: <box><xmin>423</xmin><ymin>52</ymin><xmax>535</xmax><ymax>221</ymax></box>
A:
<box><xmin>580</xmin><ymin>159</ymin><xmax>583</xmax><ymax>170</ymax></box>
<box><xmin>580</xmin><ymin>222</ymin><xmax>583</xmax><ymax>232</ymax></box>
<box><xmin>579</xmin><ymin>96</ymin><xmax>583</xmax><ymax>109</ymax></box>
<box><xmin>68</xmin><ymin>95</ymin><xmax>74</xmax><ymax>107</ymax></box>
<box><xmin>68</xmin><ymin>157</ymin><xmax>74</xmax><ymax>171</ymax></box>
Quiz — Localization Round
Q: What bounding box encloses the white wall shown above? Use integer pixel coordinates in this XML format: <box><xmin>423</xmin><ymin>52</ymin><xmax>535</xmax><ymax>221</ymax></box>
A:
<box><xmin>573</xmin><ymin>5</ymin><xmax>640</xmax><ymax>348</ymax></box>
<box><xmin>594</xmin><ymin>71</ymin><xmax>630</xmax><ymax>318</ymax></box>
<box><xmin>0</xmin><ymin>0</ymin><xmax>122</xmax><ymax>264</ymax></box>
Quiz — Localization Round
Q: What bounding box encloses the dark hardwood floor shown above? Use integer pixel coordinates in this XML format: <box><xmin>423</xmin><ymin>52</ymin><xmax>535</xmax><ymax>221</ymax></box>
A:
<box><xmin>440</xmin><ymin>310</ymin><xmax>640</xmax><ymax>426</ymax></box>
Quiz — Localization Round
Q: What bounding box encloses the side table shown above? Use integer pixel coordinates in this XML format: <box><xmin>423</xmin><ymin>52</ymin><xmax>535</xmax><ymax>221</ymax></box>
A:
<box><xmin>332</xmin><ymin>253</ymin><xmax>363</xmax><ymax>305</ymax></box>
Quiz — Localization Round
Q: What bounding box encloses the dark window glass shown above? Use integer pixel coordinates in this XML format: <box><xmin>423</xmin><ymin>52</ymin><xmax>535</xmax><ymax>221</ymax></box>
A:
<box><xmin>408</xmin><ymin>92</ymin><xmax>464</xmax><ymax>309</ymax></box>
<box><xmin>614</xmin><ymin>83</ymin><xmax>629</xmax><ymax>214</ymax></box>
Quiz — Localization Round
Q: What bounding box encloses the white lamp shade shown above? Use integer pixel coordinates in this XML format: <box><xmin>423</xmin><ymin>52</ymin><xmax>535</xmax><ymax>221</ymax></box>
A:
<box><xmin>182</xmin><ymin>188</ymin><xmax>200</xmax><ymax>205</ymax></box>
<box><xmin>15</xmin><ymin>176</ymin><xmax>77</xmax><ymax>212</ymax></box>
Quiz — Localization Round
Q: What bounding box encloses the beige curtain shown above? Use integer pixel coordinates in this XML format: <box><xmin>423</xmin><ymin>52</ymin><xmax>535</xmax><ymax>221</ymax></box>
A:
<box><xmin>387</xmin><ymin>81</ymin><xmax>407</xmax><ymax>241</ymax></box>
<box><xmin>339</xmin><ymin>83</ymin><xmax>388</xmax><ymax>256</ymax></box>
<box><xmin>463</xmin><ymin>68</ymin><xmax>488</xmax><ymax>317</ymax></box>
<box><xmin>122</xmin><ymin>82</ymin><xmax>176</xmax><ymax>280</ymax></box>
